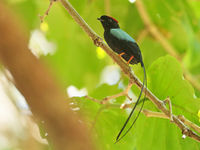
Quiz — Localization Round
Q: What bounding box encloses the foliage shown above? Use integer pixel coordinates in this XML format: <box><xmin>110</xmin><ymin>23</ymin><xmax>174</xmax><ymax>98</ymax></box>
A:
<box><xmin>5</xmin><ymin>0</ymin><xmax>200</xmax><ymax>149</ymax></box>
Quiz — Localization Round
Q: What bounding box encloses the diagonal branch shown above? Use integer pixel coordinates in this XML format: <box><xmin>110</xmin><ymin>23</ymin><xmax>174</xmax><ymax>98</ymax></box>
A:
<box><xmin>135</xmin><ymin>0</ymin><xmax>200</xmax><ymax>91</ymax></box>
<box><xmin>86</xmin><ymin>94</ymin><xmax>200</xmax><ymax>135</ymax></box>
<box><xmin>58</xmin><ymin>0</ymin><xmax>200</xmax><ymax>142</ymax></box>
<box><xmin>178</xmin><ymin>115</ymin><xmax>200</xmax><ymax>134</ymax></box>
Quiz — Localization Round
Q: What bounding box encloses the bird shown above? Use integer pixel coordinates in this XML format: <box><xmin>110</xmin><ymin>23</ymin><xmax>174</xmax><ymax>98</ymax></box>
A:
<box><xmin>98</xmin><ymin>15</ymin><xmax>147</xmax><ymax>142</ymax></box>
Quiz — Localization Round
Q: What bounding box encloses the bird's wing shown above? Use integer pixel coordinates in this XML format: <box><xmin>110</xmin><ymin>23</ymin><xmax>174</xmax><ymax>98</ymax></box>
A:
<box><xmin>110</xmin><ymin>29</ymin><xmax>136</xmax><ymax>43</ymax></box>
<box><xmin>110</xmin><ymin>29</ymin><xmax>140</xmax><ymax>56</ymax></box>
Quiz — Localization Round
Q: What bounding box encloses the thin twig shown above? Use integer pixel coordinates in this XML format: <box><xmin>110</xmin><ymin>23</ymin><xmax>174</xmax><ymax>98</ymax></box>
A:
<box><xmin>59</xmin><ymin>0</ymin><xmax>200</xmax><ymax>142</ymax></box>
<box><xmin>86</xmin><ymin>92</ymin><xmax>200</xmax><ymax>136</ymax></box>
<box><xmin>39</xmin><ymin>0</ymin><xmax>57</xmax><ymax>23</ymax></box>
<box><xmin>142</xmin><ymin>109</ymin><xmax>169</xmax><ymax>119</ymax></box>
<box><xmin>85</xmin><ymin>81</ymin><xmax>133</xmax><ymax>104</ymax></box>
<box><xmin>86</xmin><ymin>91</ymin><xmax>200</xmax><ymax>138</ymax></box>
<box><xmin>164</xmin><ymin>97</ymin><xmax>173</xmax><ymax>122</ymax></box>
<box><xmin>135</xmin><ymin>0</ymin><xmax>200</xmax><ymax>91</ymax></box>
<box><xmin>84</xmin><ymin>95</ymin><xmax>101</xmax><ymax>104</ymax></box>
<box><xmin>101</xmin><ymin>81</ymin><xmax>133</xmax><ymax>104</ymax></box>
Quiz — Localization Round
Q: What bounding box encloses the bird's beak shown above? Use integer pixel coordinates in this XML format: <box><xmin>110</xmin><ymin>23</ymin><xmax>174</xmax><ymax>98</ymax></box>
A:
<box><xmin>97</xmin><ymin>18</ymin><xmax>103</xmax><ymax>21</ymax></box>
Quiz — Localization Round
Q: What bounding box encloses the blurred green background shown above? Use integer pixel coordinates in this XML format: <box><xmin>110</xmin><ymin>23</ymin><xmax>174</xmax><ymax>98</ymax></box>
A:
<box><xmin>1</xmin><ymin>0</ymin><xmax>200</xmax><ymax>149</ymax></box>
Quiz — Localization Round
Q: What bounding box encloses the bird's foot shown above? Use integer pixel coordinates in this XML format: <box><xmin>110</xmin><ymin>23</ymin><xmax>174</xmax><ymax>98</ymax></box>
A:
<box><xmin>127</xmin><ymin>56</ymin><xmax>134</xmax><ymax>65</ymax></box>
<box><xmin>118</xmin><ymin>52</ymin><xmax>125</xmax><ymax>59</ymax></box>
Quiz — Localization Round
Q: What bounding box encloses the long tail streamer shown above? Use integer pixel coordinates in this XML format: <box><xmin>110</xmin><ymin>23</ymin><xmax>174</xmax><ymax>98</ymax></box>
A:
<box><xmin>115</xmin><ymin>62</ymin><xmax>147</xmax><ymax>143</ymax></box>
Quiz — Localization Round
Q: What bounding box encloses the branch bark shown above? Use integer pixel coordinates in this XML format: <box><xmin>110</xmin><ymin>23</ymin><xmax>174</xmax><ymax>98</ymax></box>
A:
<box><xmin>0</xmin><ymin>2</ymin><xmax>95</xmax><ymax>150</ymax></box>
<box><xmin>60</xmin><ymin>0</ymin><xmax>200</xmax><ymax>142</ymax></box>
<box><xmin>178</xmin><ymin>115</ymin><xmax>200</xmax><ymax>134</ymax></box>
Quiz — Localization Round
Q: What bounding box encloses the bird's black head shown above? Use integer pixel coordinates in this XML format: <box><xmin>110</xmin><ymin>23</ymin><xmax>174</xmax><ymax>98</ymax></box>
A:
<box><xmin>97</xmin><ymin>15</ymin><xmax>120</xmax><ymax>30</ymax></box>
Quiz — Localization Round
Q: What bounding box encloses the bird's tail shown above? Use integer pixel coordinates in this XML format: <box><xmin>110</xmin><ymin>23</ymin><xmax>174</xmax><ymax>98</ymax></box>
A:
<box><xmin>115</xmin><ymin>61</ymin><xmax>147</xmax><ymax>143</ymax></box>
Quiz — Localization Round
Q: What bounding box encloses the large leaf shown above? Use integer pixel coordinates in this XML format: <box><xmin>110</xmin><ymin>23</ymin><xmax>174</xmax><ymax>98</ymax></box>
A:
<box><xmin>148</xmin><ymin>55</ymin><xmax>200</xmax><ymax>118</ymax></box>
<box><xmin>132</xmin><ymin>55</ymin><xmax>200</xmax><ymax>150</ymax></box>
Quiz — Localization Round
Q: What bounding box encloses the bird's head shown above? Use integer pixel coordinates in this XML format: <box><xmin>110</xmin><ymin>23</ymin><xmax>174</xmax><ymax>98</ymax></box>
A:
<box><xmin>97</xmin><ymin>15</ymin><xmax>120</xmax><ymax>30</ymax></box>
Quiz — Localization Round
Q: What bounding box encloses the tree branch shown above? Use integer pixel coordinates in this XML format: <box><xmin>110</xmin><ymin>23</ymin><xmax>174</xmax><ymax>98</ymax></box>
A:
<box><xmin>86</xmin><ymin>95</ymin><xmax>200</xmax><ymax>136</ymax></box>
<box><xmin>59</xmin><ymin>0</ymin><xmax>200</xmax><ymax>142</ymax></box>
<box><xmin>178</xmin><ymin>115</ymin><xmax>200</xmax><ymax>134</ymax></box>
<box><xmin>101</xmin><ymin>81</ymin><xmax>133</xmax><ymax>104</ymax></box>
<box><xmin>142</xmin><ymin>109</ymin><xmax>169</xmax><ymax>119</ymax></box>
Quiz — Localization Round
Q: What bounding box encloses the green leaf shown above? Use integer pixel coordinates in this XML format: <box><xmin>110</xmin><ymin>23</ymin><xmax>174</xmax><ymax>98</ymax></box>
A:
<box><xmin>132</xmin><ymin>55</ymin><xmax>200</xmax><ymax>150</ymax></box>
<box><xmin>149</xmin><ymin>55</ymin><xmax>200</xmax><ymax>117</ymax></box>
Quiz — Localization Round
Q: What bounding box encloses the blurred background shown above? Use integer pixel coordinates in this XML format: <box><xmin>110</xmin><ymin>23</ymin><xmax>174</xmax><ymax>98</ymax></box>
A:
<box><xmin>1</xmin><ymin>0</ymin><xmax>200</xmax><ymax>149</ymax></box>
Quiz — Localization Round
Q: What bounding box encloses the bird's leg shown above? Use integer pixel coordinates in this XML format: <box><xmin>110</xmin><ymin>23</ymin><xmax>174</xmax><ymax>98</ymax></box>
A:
<box><xmin>118</xmin><ymin>52</ymin><xmax>125</xmax><ymax>59</ymax></box>
<box><xmin>127</xmin><ymin>56</ymin><xmax>134</xmax><ymax>65</ymax></box>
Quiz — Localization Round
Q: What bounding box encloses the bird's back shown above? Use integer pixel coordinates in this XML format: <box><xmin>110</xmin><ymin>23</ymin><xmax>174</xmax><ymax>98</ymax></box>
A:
<box><xmin>104</xmin><ymin>29</ymin><xmax>142</xmax><ymax>65</ymax></box>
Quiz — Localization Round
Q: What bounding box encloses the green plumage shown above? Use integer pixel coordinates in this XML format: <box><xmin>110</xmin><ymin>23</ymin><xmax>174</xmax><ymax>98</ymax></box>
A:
<box><xmin>110</xmin><ymin>29</ymin><xmax>136</xmax><ymax>43</ymax></box>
